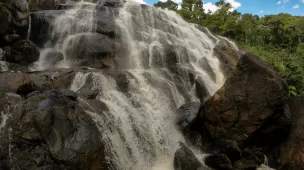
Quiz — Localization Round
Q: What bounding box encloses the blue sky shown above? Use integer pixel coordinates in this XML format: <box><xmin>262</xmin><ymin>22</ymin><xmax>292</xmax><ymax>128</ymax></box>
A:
<box><xmin>139</xmin><ymin>0</ymin><xmax>304</xmax><ymax>16</ymax></box>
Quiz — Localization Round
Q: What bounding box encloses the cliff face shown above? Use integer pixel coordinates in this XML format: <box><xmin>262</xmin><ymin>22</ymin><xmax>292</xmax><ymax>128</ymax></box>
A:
<box><xmin>0</xmin><ymin>1</ymin><xmax>302</xmax><ymax>170</ymax></box>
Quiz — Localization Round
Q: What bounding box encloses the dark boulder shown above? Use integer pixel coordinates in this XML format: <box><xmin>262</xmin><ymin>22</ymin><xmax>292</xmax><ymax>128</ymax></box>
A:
<box><xmin>29</xmin><ymin>10</ymin><xmax>65</xmax><ymax>47</ymax></box>
<box><xmin>64</xmin><ymin>33</ymin><xmax>114</xmax><ymax>64</ymax></box>
<box><xmin>278</xmin><ymin>97</ymin><xmax>304</xmax><ymax>169</ymax></box>
<box><xmin>200</xmin><ymin>52</ymin><xmax>290</xmax><ymax>145</ymax></box>
<box><xmin>5</xmin><ymin>40</ymin><xmax>40</xmax><ymax>64</ymax></box>
<box><xmin>175</xmin><ymin>102</ymin><xmax>204</xmax><ymax>147</ymax></box>
<box><xmin>174</xmin><ymin>143</ymin><xmax>207</xmax><ymax>170</ymax></box>
<box><xmin>213</xmin><ymin>140</ymin><xmax>242</xmax><ymax>163</ymax></box>
<box><xmin>175</xmin><ymin>102</ymin><xmax>201</xmax><ymax>130</ymax></box>
<box><xmin>0</xmin><ymin>89</ymin><xmax>107</xmax><ymax>170</ymax></box>
<box><xmin>204</xmin><ymin>154</ymin><xmax>233</xmax><ymax>170</ymax></box>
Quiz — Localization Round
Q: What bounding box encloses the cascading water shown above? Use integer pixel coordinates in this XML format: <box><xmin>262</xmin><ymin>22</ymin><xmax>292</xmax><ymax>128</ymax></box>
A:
<box><xmin>29</xmin><ymin>1</ymin><xmax>229</xmax><ymax>169</ymax></box>
<box><xmin>0</xmin><ymin>49</ymin><xmax>8</xmax><ymax>71</ymax></box>
<box><xmin>32</xmin><ymin>1</ymin><xmax>97</xmax><ymax>70</ymax></box>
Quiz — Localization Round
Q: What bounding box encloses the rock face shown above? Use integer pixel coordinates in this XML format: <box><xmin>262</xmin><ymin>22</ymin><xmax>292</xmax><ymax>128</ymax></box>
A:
<box><xmin>3</xmin><ymin>40</ymin><xmax>40</xmax><ymax>64</ymax></box>
<box><xmin>200</xmin><ymin>52</ymin><xmax>290</xmax><ymax>145</ymax></box>
<box><xmin>204</xmin><ymin>154</ymin><xmax>233</xmax><ymax>170</ymax></box>
<box><xmin>0</xmin><ymin>83</ymin><xmax>107</xmax><ymax>169</ymax></box>
<box><xmin>174</xmin><ymin>143</ymin><xmax>207</xmax><ymax>170</ymax></box>
<box><xmin>278</xmin><ymin>97</ymin><xmax>304</xmax><ymax>170</ymax></box>
<box><xmin>29</xmin><ymin>10</ymin><xmax>65</xmax><ymax>47</ymax></box>
<box><xmin>213</xmin><ymin>44</ymin><xmax>242</xmax><ymax>76</ymax></box>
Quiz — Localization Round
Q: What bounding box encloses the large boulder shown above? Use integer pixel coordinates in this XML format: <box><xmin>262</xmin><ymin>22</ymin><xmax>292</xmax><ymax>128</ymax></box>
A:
<box><xmin>278</xmin><ymin>97</ymin><xmax>304</xmax><ymax>170</ymax></box>
<box><xmin>64</xmin><ymin>33</ymin><xmax>114</xmax><ymax>63</ymax></box>
<box><xmin>200</xmin><ymin>52</ymin><xmax>290</xmax><ymax>145</ymax></box>
<box><xmin>4</xmin><ymin>40</ymin><xmax>40</xmax><ymax>64</ymax></box>
<box><xmin>0</xmin><ymin>89</ymin><xmax>107</xmax><ymax>170</ymax></box>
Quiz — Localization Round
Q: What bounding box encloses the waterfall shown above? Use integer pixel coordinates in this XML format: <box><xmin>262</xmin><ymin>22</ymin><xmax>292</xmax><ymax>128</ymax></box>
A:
<box><xmin>32</xmin><ymin>1</ymin><xmax>97</xmax><ymax>70</ymax></box>
<box><xmin>29</xmin><ymin>1</ymin><xmax>229</xmax><ymax>169</ymax></box>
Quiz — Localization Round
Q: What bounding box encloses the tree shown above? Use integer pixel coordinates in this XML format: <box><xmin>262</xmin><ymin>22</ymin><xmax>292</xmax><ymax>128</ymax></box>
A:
<box><xmin>178</xmin><ymin>0</ymin><xmax>205</xmax><ymax>24</ymax></box>
<box><xmin>154</xmin><ymin>0</ymin><xmax>178</xmax><ymax>11</ymax></box>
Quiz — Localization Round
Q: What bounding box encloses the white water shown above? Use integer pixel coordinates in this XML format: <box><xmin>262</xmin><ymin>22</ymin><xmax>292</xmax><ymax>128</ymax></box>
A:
<box><xmin>66</xmin><ymin>1</ymin><xmax>226</xmax><ymax>169</ymax></box>
<box><xmin>32</xmin><ymin>2</ymin><xmax>97</xmax><ymax>70</ymax></box>
<box><xmin>0</xmin><ymin>61</ymin><xmax>8</xmax><ymax>71</ymax></box>
<box><xmin>29</xmin><ymin>1</ymin><xmax>234</xmax><ymax>169</ymax></box>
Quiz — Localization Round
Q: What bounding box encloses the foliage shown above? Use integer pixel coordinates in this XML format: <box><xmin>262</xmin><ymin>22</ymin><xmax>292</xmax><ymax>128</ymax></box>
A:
<box><xmin>154</xmin><ymin>0</ymin><xmax>178</xmax><ymax>11</ymax></box>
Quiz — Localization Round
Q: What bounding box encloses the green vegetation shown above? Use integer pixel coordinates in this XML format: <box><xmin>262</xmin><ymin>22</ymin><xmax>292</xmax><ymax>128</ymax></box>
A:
<box><xmin>154</xmin><ymin>0</ymin><xmax>304</xmax><ymax>96</ymax></box>
<box><xmin>0</xmin><ymin>2</ymin><xmax>10</xmax><ymax>15</ymax></box>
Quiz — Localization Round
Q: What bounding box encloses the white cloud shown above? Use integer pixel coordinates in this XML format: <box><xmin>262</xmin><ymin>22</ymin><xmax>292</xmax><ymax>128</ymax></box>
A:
<box><xmin>203</xmin><ymin>2</ymin><xmax>219</xmax><ymax>13</ymax></box>
<box><xmin>159</xmin><ymin>0</ymin><xmax>182</xmax><ymax>3</ymax></box>
<box><xmin>130</xmin><ymin>0</ymin><xmax>147</xmax><ymax>4</ymax></box>
<box><xmin>277</xmin><ymin>1</ymin><xmax>281</xmax><ymax>4</ymax></box>
<box><xmin>302</xmin><ymin>0</ymin><xmax>304</xmax><ymax>3</ymax></box>
<box><xmin>260</xmin><ymin>10</ymin><xmax>264</xmax><ymax>13</ymax></box>
<box><xmin>202</xmin><ymin>0</ymin><xmax>241</xmax><ymax>14</ymax></box>
<box><xmin>293</xmin><ymin>4</ymin><xmax>299</xmax><ymax>8</ymax></box>
<box><xmin>225</xmin><ymin>0</ymin><xmax>241</xmax><ymax>9</ymax></box>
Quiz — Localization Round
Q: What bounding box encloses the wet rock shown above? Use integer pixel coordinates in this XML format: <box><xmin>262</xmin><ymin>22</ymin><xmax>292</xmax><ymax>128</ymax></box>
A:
<box><xmin>213</xmin><ymin>140</ymin><xmax>242</xmax><ymax>163</ymax></box>
<box><xmin>0</xmin><ymin>48</ymin><xmax>5</xmax><ymax>61</ymax></box>
<box><xmin>198</xmin><ymin>57</ymin><xmax>216</xmax><ymax>82</ymax></box>
<box><xmin>175</xmin><ymin>102</ymin><xmax>201</xmax><ymax>130</ymax></box>
<box><xmin>29</xmin><ymin>10</ymin><xmax>65</xmax><ymax>47</ymax></box>
<box><xmin>29</xmin><ymin>0</ymin><xmax>56</xmax><ymax>10</ymax></box>
<box><xmin>6</xmin><ymin>40</ymin><xmax>40</xmax><ymax>64</ymax></box>
<box><xmin>95</xmin><ymin>0</ymin><xmax>124</xmax><ymax>7</ymax></box>
<box><xmin>3</xmin><ymin>34</ymin><xmax>21</xmax><ymax>43</ymax></box>
<box><xmin>95</xmin><ymin>8</ymin><xmax>117</xmax><ymax>38</ymax></box>
<box><xmin>42</xmin><ymin>50</ymin><xmax>64</xmax><ymax>68</ymax></box>
<box><xmin>174</xmin><ymin>143</ymin><xmax>207</xmax><ymax>170</ymax></box>
<box><xmin>64</xmin><ymin>33</ymin><xmax>114</xmax><ymax>66</ymax></box>
<box><xmin>213</xmin><ymin>44</ymin><xmax>242</xmax><ymax>76</ymax></box>
<box><xmin>195</xmin><ymin>78</ymin><xmax>211</xmax><ymax>103</ymax></box>
<box><xmin>204</xmin><ymin>154</ymin><xmax>233</xmax><ymax>170</ymax></box>
<box><xmin>0</xmin><ymin>89</ymin><xmax>107</xmax><ymax>170</ymax></box>
<box><xmin>175</xmin><ymin>102</ymin><xmax>205</xmax><ymax>147</ymax></box>
<box><xmin>200</xmin><ymin>52</ymin><xmax>290</xmax><ymax>145</ymax></box>
<box><xmin>11</xmin><ymin>0</ymin><xmax>30</xmax><ymax>27</ymax></box>
<box><xmin>278</xmin><ymin>97</ymin><xmax>304</xmax><ymax>170</ymax></box>
<box><xmin>0</xmin><ymin>72</ymin><xmax>53</xmax><ymax>95</ymax></box>
<box><xmin>233</xmin><ymin>160</ymin><xmax>259</xmax><ymax>170</ymax></box>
